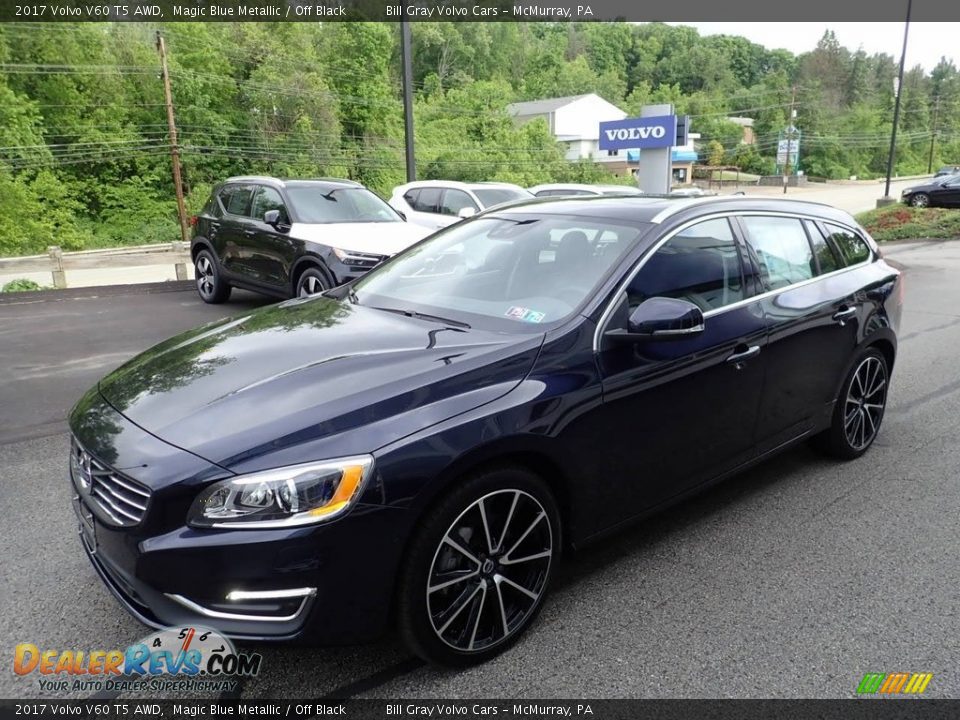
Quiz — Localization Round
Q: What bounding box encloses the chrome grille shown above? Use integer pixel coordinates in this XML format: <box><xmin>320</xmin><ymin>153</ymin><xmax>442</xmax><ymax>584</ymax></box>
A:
<box><xmin>70</xmin><ymin>438</ymin><xmax>150</xmax><ymax>527</ymax></box>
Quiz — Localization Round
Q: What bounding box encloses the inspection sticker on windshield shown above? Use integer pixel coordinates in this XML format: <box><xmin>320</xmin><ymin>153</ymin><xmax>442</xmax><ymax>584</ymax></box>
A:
<box><xmin>506</xmin><ymin>306</ymin><xmax>546</xmax><ymax>323</ymax></box>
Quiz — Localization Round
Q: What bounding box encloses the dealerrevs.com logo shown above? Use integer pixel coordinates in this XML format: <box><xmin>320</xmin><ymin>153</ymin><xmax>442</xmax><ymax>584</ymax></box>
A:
<box><xmin>14</xmin><ymin>626</ymin><xmax>262</xmax><ymax>694</ymax></box>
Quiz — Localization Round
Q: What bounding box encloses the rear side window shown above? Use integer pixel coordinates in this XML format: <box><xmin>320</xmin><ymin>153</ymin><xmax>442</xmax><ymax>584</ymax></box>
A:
<box><xmin>824</xmin><ymin>223</ymin><xmax>872</xmax><ymax>266</ymax></box>
<box><xmin>740</xmin><ymin>216</ymin><xmax>814</xmax><ymax>290</ymax></box>
<box><xmin>629</xmin><ymin>217</ymin><xmax>744</xmax><ymax>312</ymax></box>
<box><xmin>402</xmin><ymin>188</ymin><xmax>420</xmax><ymax>209</ymax></box>
<box><xmin>220</xmin><ymin>185</ymin><xmax>254</xmax><ymax>217</ymax></box>
<box><xmin>411</xmin><ymin>187</ymin><xmax>442</xmax><ymax>214</ymax></box>
<box><xmin>805</xmin><ymin>220</ymin><xmax>841</xmax><ymax>275</ymax></box>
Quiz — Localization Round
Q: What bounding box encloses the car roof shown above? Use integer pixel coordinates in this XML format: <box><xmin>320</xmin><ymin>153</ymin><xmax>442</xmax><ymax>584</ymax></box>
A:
<box><xmin>488</xmin><ymin>194</ymin><xmax>859</xmax><ymax>226</ymax></box>
<box><xmin>395</xmin><ymin>180</ymin><xmax>528</xmax><ymax>192</ymax></box>
<box><xmin>223</xmin><ymin>176</ymin><xmax>363</xmax><ymax>189</ymax></box>
<box><xmin>529</xmin><ymin>183</ymin><xmax>642</xmax><ymax>194</ymax></box>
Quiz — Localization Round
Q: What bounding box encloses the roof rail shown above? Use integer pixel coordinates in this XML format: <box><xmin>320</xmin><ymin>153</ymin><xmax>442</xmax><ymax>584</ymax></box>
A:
<box><xmin>648</xmin><ymin>194</ymin><xmax>839</xmax><ymax>223</ymax></box>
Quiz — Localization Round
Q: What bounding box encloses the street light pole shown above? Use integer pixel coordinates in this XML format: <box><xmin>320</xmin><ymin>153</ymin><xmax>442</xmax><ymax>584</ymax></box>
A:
<box><xmin>399</xmin><ymin>20</ymin><xmax>416</xmax><ymax>183</ymax></box>
<box><xmin>880</xmin><ymin>0</ymin><xmax>912</xmax><ymax>204</ymax></box>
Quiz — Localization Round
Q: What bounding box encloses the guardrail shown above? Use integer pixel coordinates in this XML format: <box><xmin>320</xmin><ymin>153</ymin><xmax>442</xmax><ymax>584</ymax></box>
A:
<box><xmin>0</xmin><ymin>242</ymin><xmax>190</xmax><ymax>289</ymax></box>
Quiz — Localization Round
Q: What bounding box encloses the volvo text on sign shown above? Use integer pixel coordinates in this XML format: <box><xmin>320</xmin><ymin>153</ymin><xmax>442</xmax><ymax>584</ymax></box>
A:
<box><xmin>598</xmin><ymin>115</ymin><xmax>678</xmax><ymax>151</ymax></box>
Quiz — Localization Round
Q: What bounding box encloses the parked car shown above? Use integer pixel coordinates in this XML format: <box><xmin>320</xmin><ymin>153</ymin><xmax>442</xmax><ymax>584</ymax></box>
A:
<box><xmin>190</xmin><ymin>176</ymin><xmax>430</xmax><ymax>303</ymax></box>
<box><xmin>900</xmin><ymin>174</ymin><xmax>960</xmax><ymax>208</ymax></box>
<box><xmin>933</xmin><ymin>165</ymin><xmax>960</xmax><ymax>178</ymax></box>
<box><xmin>528</xmin><ymin>183</ymin><xmax>644</xmax><ymax>197</ymax></box>
<box><xmin>389</xmin><ymin>180</ymin><xmax>532</xmax><ymax>230</ymax></box>
<box><xmin>70</xmin><ymin>195</ymin><xmax>901</xmax><ymax>666</ymax></box>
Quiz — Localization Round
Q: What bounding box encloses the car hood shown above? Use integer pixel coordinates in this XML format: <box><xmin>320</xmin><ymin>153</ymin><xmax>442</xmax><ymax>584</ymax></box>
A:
<box><xmin>290</xmin><ymin>221</ymin><xmax>430</xmax><ymax>256</ymax></box>
<box><xmin>97</xmin><ymin>297</ymin><xmax>542</xmax><ymax>473</ymax></box>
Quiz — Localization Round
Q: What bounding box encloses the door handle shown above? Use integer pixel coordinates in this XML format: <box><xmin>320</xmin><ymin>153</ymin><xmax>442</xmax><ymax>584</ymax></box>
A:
<box><xmin>726</xmin><ymin>345</ymin><xmax>760</xmax><ymax>367</ymax></box>
<box><xmin>832</xmin><ymin>306</ymin><xmax>858</xmax><ymax>324</ymax></box>
<box><xmin>243</xmin><ymin>229</ymin><xmax>257</xmax><ymax>236</ymax></box>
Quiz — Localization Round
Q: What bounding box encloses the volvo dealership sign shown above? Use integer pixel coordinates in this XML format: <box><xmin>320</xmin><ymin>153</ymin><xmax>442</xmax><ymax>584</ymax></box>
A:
<box><xmin>599</xmin><ymin>115</ymin><xmax>678</xmax><ymax>151</ymax></box>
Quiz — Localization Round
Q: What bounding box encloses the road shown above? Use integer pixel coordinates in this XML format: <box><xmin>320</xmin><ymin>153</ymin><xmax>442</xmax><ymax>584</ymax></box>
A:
<box><xmin>2</xmin><ymin>241</ymin><xmax>959</xmax><ymax>699</ymax></box>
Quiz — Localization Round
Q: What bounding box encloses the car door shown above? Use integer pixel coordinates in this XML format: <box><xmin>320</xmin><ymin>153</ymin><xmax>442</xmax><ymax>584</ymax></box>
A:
<box><xmin>938</xmin><ymin>177</ymin><xmax>960</xmax><ymax>206</ymax></box>
<box><xmin>216</xmin><ymin>184</ymin><xmax>257</xmax><ymax>281</ymax></box>
<box><xmin>591</xmin><ymin>216</ymin><xmax>768</xmax><ymax>522</ymax></box>
<box><xmin>249</xmin><ymin>185</ymin><xmax>296</xmax><ymax>289</ymax></box>
<box><xmin>737</xmin><ymin>214</ymin><xmax>863</xmax><ymax>452</ymax></box>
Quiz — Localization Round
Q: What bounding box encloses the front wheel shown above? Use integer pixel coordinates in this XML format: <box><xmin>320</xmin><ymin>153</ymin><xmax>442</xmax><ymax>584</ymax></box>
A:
<box><xmin>909</xmin><ymin>192</ymin><xmax>930</xmax><ymax>208</ymax></box>
<box><xmin>397</xmin><ymin>467</ymin><xmax>560</xmax><ymax>666</ymax></box>
<box><xmin>194</xmin><ymin>249</ymin><xmax>231</xmax><ymax>304</ymax></box>
<box><xmin>295</xmin><ymin>266</ymin><xmax>331</xmax><ymax>298</ymax></box>
<box><xmin>812</xmin><ymin>348</ymin><xmax>889</xmax><ymax>460</ymax></box>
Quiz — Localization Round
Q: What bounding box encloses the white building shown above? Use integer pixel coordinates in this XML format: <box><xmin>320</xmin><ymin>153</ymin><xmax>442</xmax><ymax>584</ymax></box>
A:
<box><xmin>506</xmin><ymin>93</ymin><xmax>627</xmax><ymax>164</ymax></box>
<box><xmin>506</xmin><ymin>93</ymin><xmax>699</xmax><ymax>183</ymax></box>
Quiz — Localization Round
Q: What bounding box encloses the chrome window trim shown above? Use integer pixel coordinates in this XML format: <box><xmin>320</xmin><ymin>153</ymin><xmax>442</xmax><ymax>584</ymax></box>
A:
<box><xmin>592</xmin><ymin>210</ymin><xmax>873</xmax><ymax>352</ymax></box>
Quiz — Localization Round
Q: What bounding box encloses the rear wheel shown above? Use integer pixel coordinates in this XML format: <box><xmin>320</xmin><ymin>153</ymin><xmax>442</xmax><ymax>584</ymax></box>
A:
<box><xmin>909</xmin><ymin>192</ymin><xmax>930</xmax><ymax>208</ymax></box>
<box><xmin>194</xmin><ymin>249</ymin><xmax>231</xmax><ymax>304</ymax></box>
<box><xmin>295</xmin><ymin>266</ymin><xmax>331</xmax><ymax>298</ymax></box>
<box><xmin>812</xmin><ymin>348</ymin><xmax>889</xmax><ymax>460</ymax></box>
<box><xmin>397</xmin><ymin>467</ymin><xmax>560</xmax><ymax>666</ymax></box>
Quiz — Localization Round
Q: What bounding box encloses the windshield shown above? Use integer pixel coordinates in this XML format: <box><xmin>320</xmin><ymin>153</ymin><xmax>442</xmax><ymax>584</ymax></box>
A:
<box><xmin>473</xmin><ymin>187</ymin><xmax>532</xmax><ymax>208</ymax></box>
<box><xmin>353</xmin><ymin>214</ymin><xmax>651</xmax><ymax>331</ymax></box>
<box><xmin>286</xmin><ymin>186</ymin><xmax>402</xmax><ymax>224</ymax></box>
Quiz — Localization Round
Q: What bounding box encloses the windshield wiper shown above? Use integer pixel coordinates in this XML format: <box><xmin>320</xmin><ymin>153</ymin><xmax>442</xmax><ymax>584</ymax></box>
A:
<box><xmin>372</xmin><ymin>306</ymin><xmax>470</xmax><ymax>329</ymax></box>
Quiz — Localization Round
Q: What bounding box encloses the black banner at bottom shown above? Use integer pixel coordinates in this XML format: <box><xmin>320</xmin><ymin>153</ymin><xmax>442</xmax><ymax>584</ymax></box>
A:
<box><xmin>1</xmin><ymin>700</ymin><xmax>959</xmax><ymax>720</ymax></box>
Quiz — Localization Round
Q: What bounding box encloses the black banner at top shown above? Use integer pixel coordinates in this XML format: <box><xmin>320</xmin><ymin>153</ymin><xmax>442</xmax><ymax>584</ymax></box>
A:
<box><xmin>1</xmin><ymin>0</ymin><xmax>957</xmax><ymax>22</ymax></box>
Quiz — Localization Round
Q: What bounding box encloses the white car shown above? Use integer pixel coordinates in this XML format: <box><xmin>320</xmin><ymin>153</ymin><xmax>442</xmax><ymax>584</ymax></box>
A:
<box><xmin>527</xmin><ymin>183</ymin><xmax>645</xmax><ymax>198</ymax></box>
<box><xmin>389</xmin><ymin>180</ymin><xmax>533</xmax><ymax>231</ymax></box>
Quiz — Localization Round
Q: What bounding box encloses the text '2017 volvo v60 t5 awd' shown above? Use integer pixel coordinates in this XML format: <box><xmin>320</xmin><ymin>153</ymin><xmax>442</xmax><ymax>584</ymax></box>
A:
<box><xmin>69</xmin><ymin>195</ymin><xmax>902</xmax><ymax>666</ymax></box>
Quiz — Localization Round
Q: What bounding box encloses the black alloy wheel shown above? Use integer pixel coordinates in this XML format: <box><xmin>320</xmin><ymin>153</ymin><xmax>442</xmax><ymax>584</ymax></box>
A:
<box><xmin>398</xmin><ymin>467</ymin><xmax>560</xmax><ymax>666</ymax></box>
<box><xmin>194</xmin><ymin>249</ymin><xmax>231</xmax><ymax>304</ymax></box>
<box><xmin>296</xmin><ymin>267</ymin><xmax>331</xmax><ymax>298</ymax></box>
<box><xmin>813</xmin><ymin>348</ymin><xmax>889</xmax><ymax>459</ymax></box>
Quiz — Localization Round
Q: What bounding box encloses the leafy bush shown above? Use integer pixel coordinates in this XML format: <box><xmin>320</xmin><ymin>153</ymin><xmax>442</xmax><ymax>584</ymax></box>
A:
<box><xmin>2</xmin><ymin>278</ymin><xmax>44</xmax><ymax>292</ymax></box>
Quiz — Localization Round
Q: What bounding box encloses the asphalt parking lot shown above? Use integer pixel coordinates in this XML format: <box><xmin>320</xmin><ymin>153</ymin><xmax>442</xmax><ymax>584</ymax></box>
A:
<box><xmin>2</xmin><ymin>240</ymin><xmax>960</xmax><ymax>699</ymax></box>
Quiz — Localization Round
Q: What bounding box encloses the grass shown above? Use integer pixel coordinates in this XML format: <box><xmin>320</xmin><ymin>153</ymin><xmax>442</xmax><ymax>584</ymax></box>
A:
<box><xmin>854</xmin><ymin>204</ymin><xmax>960</xmax><ymax>242</ymax></box>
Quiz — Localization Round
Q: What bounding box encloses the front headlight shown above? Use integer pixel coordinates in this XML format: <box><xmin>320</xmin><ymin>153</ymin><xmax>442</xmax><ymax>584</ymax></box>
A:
<box><xmin>902</xmin><ymin>188</ymin><xmax>913</xmax><ymax>195</ymax></box>
<box><xmin>188</xmin><ymin>456</ymin><xmax>373</xmax><ymax>529</ymax></box>
<box><xmin>331</xmin><ymin>247</ymin><xmax>383</xmax><ymax>266</ymax></box>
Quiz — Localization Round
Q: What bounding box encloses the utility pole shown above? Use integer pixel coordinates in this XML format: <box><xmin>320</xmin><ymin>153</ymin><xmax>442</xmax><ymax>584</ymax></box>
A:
<box><xmin>927</xmin><ymin>95</ymin><xmax>940</xmax><ymax>174</ymax></box>
<box><xmin>399</xmin><ymin>20</ymin><xmax>416</xmax><ymax>182</ymax></box>
<box><xmin>881</xmin><ymin>0</ymin><xmax>912</xmax><ymax>205</ymax></box>
<box><xmin>782</xmin><ymin>85</ymin><xmax>797</xmax><ymax>195</ymax></box>
<box><xmin>156</xmin><ymin>31</ymin><xmax>189</xmax><ymax>245</ymax></box>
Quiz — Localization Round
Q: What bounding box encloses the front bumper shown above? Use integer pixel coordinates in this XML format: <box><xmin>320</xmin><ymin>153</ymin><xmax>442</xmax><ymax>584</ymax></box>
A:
<box><xmin>73</xmin><ymin>492</ymin><xmax>404</xmax><ymax>643</ymax></box>
<box><xmin>69</xmin><ymin>389</ymin><xmax>407</xmax><ymax>645</ymax></box>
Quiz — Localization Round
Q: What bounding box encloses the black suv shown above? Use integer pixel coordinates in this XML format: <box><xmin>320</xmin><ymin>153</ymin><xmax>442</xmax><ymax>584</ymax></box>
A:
<box><xmin>190</xmin><ymin>177</ymin><xmax>429</xmax><ymax>303</ymax></box>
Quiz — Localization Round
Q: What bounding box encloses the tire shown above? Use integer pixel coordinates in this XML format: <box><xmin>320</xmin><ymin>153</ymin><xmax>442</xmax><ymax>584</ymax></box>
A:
<box><xmin>294</xmin><ymin>266</ymin><xmax>332</xmax><ymax>298</ymax></box>
<box><xmin>397</xmin><ymin>466</ymin><xmax>561</xmax><ymax>667</ymax></box>
<box><xmin>194</xmin><ymin>249</ymin><xmax>231</xmax><ymax>304</ymax></box>
<box><xmin>812</xmin><ymin>348</ymin><xmax>889</xmax><ymax>460</ymax></box>
<box><xmin>909</xmin><ymin>192</ymin><xmax>930</xmax><ymax>208</ymax></box>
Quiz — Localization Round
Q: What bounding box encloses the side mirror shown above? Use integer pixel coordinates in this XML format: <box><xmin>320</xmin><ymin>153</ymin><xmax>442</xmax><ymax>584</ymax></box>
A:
<box><xmin>606</xmin><ymin>297</ymin><xmax>704</xmax><ymax>342</ymax></box>
<box><xmin>457</xmin><ymin>207</ymin><xmax>477</xmax><ymax>219</ymax></box>
<box><xmin>263</xmin><ymin>209</ymin><xmax>282</xmax><ymax>227</ymax></box>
